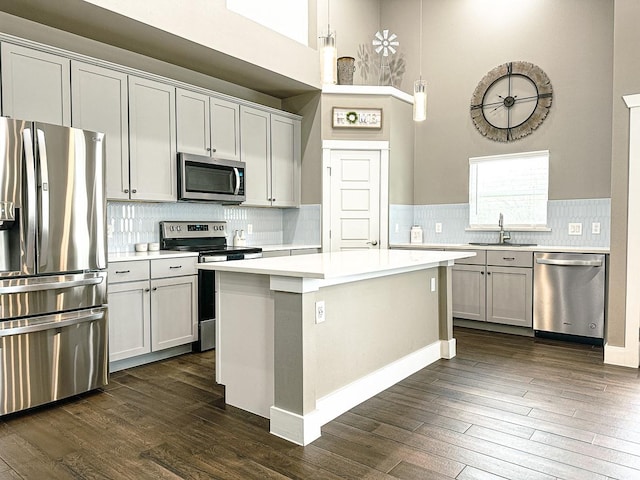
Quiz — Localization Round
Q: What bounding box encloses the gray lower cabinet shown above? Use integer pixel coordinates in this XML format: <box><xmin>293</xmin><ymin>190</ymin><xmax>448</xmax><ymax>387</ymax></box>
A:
<box><xmin>1</xmin><ymin>43</ymin><xmax>71</xmax><ymax>126</ymax></box>
<box><xmin>451</xmin><ymin>249</ymin><xmax>533</xmax><ymax>327</ymax></box>
<box><xmin>107</xmin><ymin>257</ymin><xmax>197</xmax><ymax>368</ymax></box>
<box><xmin>71</xmin><ymin>61</ymin><xmax>130</xmax><ymax>200</ymax></box>
<box><xmin>128</xmin><ymin>76</ymin><xmax>177</xmax><ymax>201</ymax></box>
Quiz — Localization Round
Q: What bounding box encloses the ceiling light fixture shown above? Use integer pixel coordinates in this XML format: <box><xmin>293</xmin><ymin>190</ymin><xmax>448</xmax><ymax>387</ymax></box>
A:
<box><xmin>319</xmin><ymin>0</ymin><xmax>337</xmax><ymax>85</ymax></box>
<box><xmin>413</xmin><ymin>0</ymin><xmax>427</xmax><ymax>122</ymax></box>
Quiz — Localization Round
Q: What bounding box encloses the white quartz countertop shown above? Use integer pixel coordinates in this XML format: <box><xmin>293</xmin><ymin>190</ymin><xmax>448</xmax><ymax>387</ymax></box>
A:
<box><xmin>260</xmin><ymin>244</ymin><xmax>321</xmax><ymax>252</ymax></box>
<box><xmin>198</xmin><ymin>248</ymin><xmax>475</xmax><ymax>280</ymax></box>
<box><xmin>391</xmin><ymin>243</ymin><xmax>610</xmax><ymax>254</ymax></box>
<box><xmin>108</xmin><ymin>250</ymin><xmax>199</xmax><ymax>262</ymax></box>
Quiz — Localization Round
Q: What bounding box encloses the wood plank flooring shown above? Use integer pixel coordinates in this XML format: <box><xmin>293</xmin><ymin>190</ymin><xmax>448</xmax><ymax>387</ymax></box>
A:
<box><xmin>0</xmin><ymin>327</ymin><xmax>638</xmax><ymax>479</ymax></box>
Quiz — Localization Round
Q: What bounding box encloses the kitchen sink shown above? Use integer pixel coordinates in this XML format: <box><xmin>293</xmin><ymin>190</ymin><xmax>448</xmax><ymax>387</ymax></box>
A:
<box><xmin>468</xmin><ymin>242</ymin><xmax>537</xmax><ymax>247</ymax></box>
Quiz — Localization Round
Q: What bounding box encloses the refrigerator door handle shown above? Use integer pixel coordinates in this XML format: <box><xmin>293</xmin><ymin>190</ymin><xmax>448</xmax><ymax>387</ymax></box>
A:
<box><xmin>0</xmin><ymin>275</ymin><xmax>104</xmax><ymax>295</ymax></box>
<box><xmin>0</xmin><ymin>310</ymin><xmax>104</xmax><ymax>338</ymax></box>
<box><xmin>535</xmin><ymin>258</ymin><xmax>603</xmax><ymax>267</ymax></box>
<box><xmin>36</xmin><ymin>129</ymin><xmax>50</xmax><ymax>268</ymax></box>
<box><xmin>22</xmin><ymin>128</ymin><xmax>37</xmax><ymax>272</ymax></box>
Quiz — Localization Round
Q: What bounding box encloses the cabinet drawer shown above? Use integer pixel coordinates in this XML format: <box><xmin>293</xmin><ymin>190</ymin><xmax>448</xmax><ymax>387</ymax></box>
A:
<box><xmin>450</xmin><ymin>249</ymin><xmax>486</xmax><ymax>265</ymax></box>
<box><xmin>487</xmin><ymin>250</ymin><xmax>533</xmax><ymax>267</ymax></box>
<box><xmin>108</xmin><ymin>261</ymin><xmax>150</xmax><ymax>284</ymax></box>
<box><xmin>151</xmin><ymin>257</ymin><xmax>198</xmax><ymax>278</ymax></box>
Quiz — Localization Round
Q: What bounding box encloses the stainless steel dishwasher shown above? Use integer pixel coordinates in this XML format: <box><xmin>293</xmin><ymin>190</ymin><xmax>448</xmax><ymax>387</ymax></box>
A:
<box><xmin>533</xmin><ymin>252</ymin><xmax>605</xmax><ymax>341</ymax></box>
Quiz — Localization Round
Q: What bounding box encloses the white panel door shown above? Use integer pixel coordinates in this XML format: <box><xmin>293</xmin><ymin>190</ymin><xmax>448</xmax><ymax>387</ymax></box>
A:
<box><xmin>329</xmin><ymin>150</ymin><xmax>380</xmax><ymax>251</ymax></box>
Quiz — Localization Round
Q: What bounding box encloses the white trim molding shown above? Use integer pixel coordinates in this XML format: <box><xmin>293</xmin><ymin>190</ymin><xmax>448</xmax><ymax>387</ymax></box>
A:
<box><xmin>610</xmin><ymin>94</ymin><xmax>640</xmax><ymax>368</ymax></box>
<box><xmin>269</xmin><ymin>340</ymin><xmax>446</xmax><ymax>445</ymax></box>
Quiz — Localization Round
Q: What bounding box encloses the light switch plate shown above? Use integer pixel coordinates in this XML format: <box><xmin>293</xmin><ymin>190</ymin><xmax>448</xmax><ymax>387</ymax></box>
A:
<box><xmin>435</xmin><ymin>222</ymin><xmax>442</xmax><ymax>233</ymax></box>
<box><xmin>315</xmin><ymin>301</ymin><xmax>325</xmax><ymax>324</ymax></box>
<box><xmin>247</xmin><ymin>224</ymin><xmax>253</xmax><ymax>234</ymax></box>
<box><xmin>592</xmin><ymin>222</ymin><xmax>601</xmax><ymax>234</ymax></box>
<box><xmin>568</xmin><ymin>223</ymin><xmax>582</xmax><ymax>235</ymax></box>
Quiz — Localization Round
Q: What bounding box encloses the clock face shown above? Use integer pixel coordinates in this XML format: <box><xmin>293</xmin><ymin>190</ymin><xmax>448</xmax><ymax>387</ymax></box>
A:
<box><xmin>470</xmin><ymin>61</ymin><xmax>553</xmax><ymax>142</ymax></box>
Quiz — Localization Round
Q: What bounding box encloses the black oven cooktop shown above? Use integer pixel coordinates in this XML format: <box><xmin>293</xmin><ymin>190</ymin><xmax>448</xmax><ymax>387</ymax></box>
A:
<box><xmin>159</xmin><ymin>221</ymin><xmax>262</xmax><ymax>262</ymax></box>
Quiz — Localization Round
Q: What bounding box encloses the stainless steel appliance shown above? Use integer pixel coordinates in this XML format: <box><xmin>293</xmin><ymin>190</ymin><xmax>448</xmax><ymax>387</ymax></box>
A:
<box><xmin>160</xmin><ymin>221</ymin><xmax>261</xmax><ymax>351</ymax></box>
<box><xmin>0</xmin><ymin>118</ymin><xmax>108</xmax><ymax>415</ymax></box>
<box><xmin>533</xmin><ymin>252</ymin><xmax>606</xmax><ymax>341</ymax></box>
<box><xmin>178</xmin><ymin>153</ymin><xmax>246</xmax><ymax>203</ymax></box>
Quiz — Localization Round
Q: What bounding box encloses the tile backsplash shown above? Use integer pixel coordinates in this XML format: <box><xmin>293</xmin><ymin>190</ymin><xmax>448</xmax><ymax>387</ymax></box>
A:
<box><xmin>389</xmin><ymin>198</ymin><xmax>610</xmax><ymax>247</ymax></box>
<box><xmin>107</xmin><ymin>202</ymin><xmax>321</xmax><ymax>253</ymax></box>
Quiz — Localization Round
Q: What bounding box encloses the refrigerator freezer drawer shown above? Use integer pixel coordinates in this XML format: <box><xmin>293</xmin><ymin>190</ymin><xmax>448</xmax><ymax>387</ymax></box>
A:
<box><xmin>0</xmin><ymin>271</ymin><xmax>107</xmax><ymax>320</ymax></box>
<box><xmin>0</xmin><ymin>306</ymin><xmax>108</xmax><ymax>415</ymax></box>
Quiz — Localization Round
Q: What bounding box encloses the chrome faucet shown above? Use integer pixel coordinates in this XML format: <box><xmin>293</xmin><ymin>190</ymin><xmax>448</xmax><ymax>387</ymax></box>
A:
<box><xmin>499</xmin><ymin>213</ymin><xmax>511</xmax><ymax>244</ymax></box>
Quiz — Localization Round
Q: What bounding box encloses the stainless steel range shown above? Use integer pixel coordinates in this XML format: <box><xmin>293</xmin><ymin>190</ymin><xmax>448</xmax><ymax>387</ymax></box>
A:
<box><xmin>160</xmin><ymin>221</ymin><xmax>262</xmax><ymax>351</ymax></box>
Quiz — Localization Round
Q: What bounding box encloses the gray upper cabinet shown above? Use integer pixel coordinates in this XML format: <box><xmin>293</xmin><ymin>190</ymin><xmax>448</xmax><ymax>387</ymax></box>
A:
<box><xmin>128</xmin><ymin>76</ymin><xmax>177</xmax><ymax>202</ymax></box>
<box><xmin>176</xmin><ymin>88</ymin><xmax>210</xmax><ymax>156</ymax></box>
<box><xmin>241</xmin><ymin>105</ymin><xmax>300</xmax><ymax>207</ymax></box>
<box><xmin>211</xmin><ymin>97</ymin><xmax>240</xmax><ymax>160</ymax></box>
<box><xmin>270</xmin><ymin>114</ymin><xmax>300</xmax><ymax>208</ymax></box>
<box><xmin>176</xmin><ymin>88</ymin><xmax>241</xmax><ymax>160</ymax></box>
<box><xmin>71</xmin><ymin>61</ymin><xmax>129</xmax><ymax>200</ymax></box>
<box><xmin>241</xmin><ymin>105</ymin><xmax>271</xmax><ymax>206</ymax></box>
<box><xmin>1</xmin><ymin>43</ymin><xmax>71</xmax><ymax>126</ymax></box>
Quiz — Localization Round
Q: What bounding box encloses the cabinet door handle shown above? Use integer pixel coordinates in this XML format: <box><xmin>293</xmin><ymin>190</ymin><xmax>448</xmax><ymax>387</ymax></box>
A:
<box><xmin>487</xmin><ymin>272</ymin><xmax>492</xmax><ymax>275</ymax></box>
<box><xmin>132</xmin><ymin>189</ymin><xmax>137</xmax><ymax>194</ymax></box>
<box><xmin>503</xmin><ymin>257</ymin><xmax>516</xmax><ymax>261</ymax></box>
<box><xmin>115</xmin><ymin>270</ymin><xmax>131</xmax><ymax>274</ymax></box>
<box><xmin>169</xmin><ymin>265</ymin><xmax>182</xmax><ymax>269</ymax></box>
<box><xmin>124</xmin><ymin>189</ymin><xmax>129</xmax><ymax>193</ymax></box>
<box><xmin>145</xmin><ymin>288</ymin><xmax>150</xmax><ymax>292</ymax></box>
<box><xmin>480</xmin><ymin>271</ymin><xmax>485</xmax><ymax>275</ymax></box>
<box><xmin>152</xmin><ymin>287</ymin><xmax>158</xmax><ymax>291</ymax></box>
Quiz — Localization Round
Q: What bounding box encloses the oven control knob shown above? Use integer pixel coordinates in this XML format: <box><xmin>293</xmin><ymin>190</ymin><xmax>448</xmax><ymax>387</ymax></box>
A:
<box><xmin>177</xmin><ymin>226</ymin><xmax>182</xmax><ymax>231</ymax></box>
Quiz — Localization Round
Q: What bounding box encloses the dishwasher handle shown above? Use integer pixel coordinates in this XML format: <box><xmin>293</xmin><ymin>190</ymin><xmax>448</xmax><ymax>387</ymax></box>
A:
<box><xmin>536</xmin><ymin>258</ymin><xmax>603</xmax><ymax>267</ymax></box>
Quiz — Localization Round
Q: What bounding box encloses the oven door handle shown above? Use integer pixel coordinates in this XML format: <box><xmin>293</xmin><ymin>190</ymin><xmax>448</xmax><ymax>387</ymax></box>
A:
<box><xmin>233</xmin><ymin>167</ymin><xmax>240</xmax><ymax>195</ymax></box>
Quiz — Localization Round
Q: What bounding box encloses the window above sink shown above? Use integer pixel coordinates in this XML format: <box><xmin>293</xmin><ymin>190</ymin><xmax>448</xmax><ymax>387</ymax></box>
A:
<box><xmin>469</xmin><ymin>150</ymin><xmax>549</xmax><ymax>231</ymax></box>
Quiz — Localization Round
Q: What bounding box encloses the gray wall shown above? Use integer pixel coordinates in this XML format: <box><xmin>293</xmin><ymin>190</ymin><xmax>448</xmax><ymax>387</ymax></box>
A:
<box><xmin>608</xmin><ymin>0</ymin><xmax>640</xmax><ymax>346</ymax></box>
<box><xmin>384</xmin><ymin>0</ymin><xmax>615</xmax><ymax>205</ymax></box>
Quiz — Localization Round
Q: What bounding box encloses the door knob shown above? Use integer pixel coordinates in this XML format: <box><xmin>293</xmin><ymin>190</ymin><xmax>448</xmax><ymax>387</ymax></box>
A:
<box><xmin>367</xmin><ymin>240</ymin><xmax>378</xmax><ymax>246</ymax></box>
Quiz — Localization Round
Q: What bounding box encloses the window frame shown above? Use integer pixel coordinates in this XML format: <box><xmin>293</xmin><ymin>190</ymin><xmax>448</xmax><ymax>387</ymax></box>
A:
<box><xmin>468</xmin><ymin>150</ymin><xmax>550</xmax><ymax>231</ymax></box>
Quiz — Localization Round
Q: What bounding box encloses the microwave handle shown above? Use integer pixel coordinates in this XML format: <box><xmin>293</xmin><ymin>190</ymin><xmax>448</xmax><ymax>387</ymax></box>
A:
<box><xmin>233</xmin><ymin>167</ymin><xmax>240</xmax><ymax>195</ymax></box>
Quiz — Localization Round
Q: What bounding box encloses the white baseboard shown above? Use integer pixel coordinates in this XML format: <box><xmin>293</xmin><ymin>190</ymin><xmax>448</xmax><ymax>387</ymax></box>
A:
<box><xmin>604</xmin><ymin>342</ymin><xmax>639</xmax><ymax>368</ymax></box>
<box><xmin>440</xmin><ymin>338</ymin><xmax>456</xmax><ymax>359</ymax></box>
<box><xmin>269</xmin><ymin>340</ymin><xmax>446</xmax><ymax>445</ymax></box>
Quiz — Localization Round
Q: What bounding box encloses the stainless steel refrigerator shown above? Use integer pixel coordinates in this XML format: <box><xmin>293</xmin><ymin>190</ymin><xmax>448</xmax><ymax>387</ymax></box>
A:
<box><xmin>0</xmin><ymin>118</ymin><xmax>108</xmax><ymax>416</ymax></box>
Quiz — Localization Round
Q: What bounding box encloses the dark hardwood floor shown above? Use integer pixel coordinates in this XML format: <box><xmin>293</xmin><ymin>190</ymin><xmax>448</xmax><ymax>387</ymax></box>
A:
<box><xmin>0</xmin><ymin>327</ymin><xmax>639</xmax><ymax>479</ymax></box>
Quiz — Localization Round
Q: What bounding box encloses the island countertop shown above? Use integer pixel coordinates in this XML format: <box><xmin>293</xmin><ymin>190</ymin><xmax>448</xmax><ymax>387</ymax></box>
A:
<box><xmin>198</xmin><ymin>248</ymin><xmax>475</xmax><ymax>280</ymax></box>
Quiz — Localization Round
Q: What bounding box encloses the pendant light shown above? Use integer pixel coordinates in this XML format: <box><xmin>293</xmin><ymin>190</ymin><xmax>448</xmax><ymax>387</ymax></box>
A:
<box><xmin>319</xmin><ymin>0</ymin><xmax>337</xmax><ymax>85</ymax></box>
<box><xmin>413</xmin><ymin>0</ymin><xmax>427</xmax><ymax>121</ymax></box>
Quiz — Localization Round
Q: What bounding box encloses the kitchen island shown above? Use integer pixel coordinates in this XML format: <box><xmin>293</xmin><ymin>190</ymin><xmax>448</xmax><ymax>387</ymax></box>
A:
<box><xmin>199</xmin><ymin>249</ymin><xmax>474</xmax><ymax>445</ymax></box>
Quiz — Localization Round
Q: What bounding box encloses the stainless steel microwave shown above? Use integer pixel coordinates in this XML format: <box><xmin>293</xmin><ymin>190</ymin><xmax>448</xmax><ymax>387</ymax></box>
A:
<box><xmin>178</xmin><ymin>153</ymin><xmax>246</xmax><ymax>203</ymax></box>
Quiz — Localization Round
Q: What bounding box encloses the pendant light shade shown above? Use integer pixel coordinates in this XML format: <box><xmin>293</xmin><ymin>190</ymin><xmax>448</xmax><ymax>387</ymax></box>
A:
<box><xmin>413</xmin><ymin>79</ymin><xmax>427</xmax><ymax>122</ymax></box>
<box><xmin>320</xmin><ymin>32</ymin><xmax>337</xmax><ymax>85</ymax></box>
<box><xmin>320</xmin><ymin>0</ymin><xmax>337</xmax><ymax>85</ymax></box>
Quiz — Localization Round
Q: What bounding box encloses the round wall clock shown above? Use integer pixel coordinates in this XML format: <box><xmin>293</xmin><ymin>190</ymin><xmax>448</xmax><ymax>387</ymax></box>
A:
<box><xmin>470</xmin><ymin>61</ymin><xmax>553</xmax><ymax>142</ymax></box>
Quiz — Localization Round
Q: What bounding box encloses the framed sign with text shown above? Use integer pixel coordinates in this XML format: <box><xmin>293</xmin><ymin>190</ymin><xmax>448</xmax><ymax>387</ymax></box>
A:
<box><xmin>332</xmin><ymin>107</ymin><xmax>382</xmax><ymax>129</ymax></box>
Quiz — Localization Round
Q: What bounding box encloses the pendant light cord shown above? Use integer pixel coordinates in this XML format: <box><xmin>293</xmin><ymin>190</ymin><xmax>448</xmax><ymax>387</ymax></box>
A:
<box><xmin>419</xmin><ymin>0</ymin><xmax>423</xmax><ymax>80</ymax></box>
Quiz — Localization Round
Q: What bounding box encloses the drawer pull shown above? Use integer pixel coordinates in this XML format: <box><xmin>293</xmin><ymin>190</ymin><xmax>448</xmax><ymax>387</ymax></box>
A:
<box><xmin>115</xmin><ymin>270</ymin><xmax>131</xmax><ymax>274</ymax></box>
<box><xmin>502</xmin><ymin>257</ymin><xmax>516</xmax><ymax>261</ymax></box>
<box><xmin>169</xmin><ymin>265</ymin><xmax>183</xmax><ymax>269</ymax></box>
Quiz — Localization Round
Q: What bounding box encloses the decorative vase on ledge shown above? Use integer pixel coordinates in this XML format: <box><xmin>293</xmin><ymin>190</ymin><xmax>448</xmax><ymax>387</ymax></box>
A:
<box><xmin>337</xmin><ymin>56</ymin><xmax>355</xmax><ymax>85</ymax></box>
